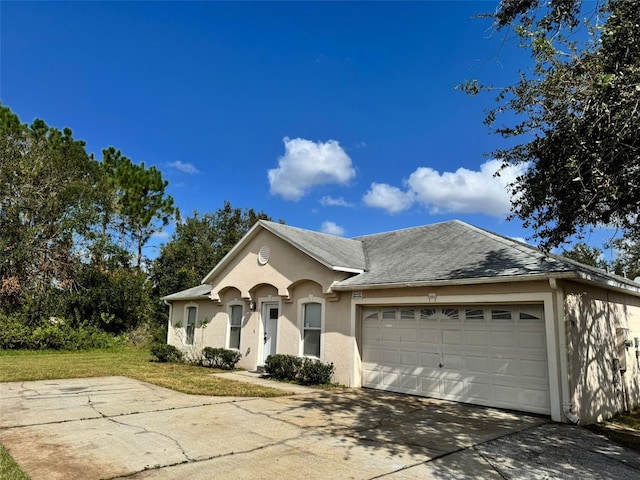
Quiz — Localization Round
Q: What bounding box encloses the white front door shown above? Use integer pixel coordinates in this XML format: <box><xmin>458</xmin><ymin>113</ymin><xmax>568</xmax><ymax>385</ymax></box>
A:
<box><xmin>261</xmin><ymin>303</ymin><xmax>279</xmax><ymax>365</ymax></box>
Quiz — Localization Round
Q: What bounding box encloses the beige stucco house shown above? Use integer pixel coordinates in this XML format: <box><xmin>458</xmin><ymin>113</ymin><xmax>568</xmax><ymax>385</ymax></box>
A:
<box><xmin>163</xmin><ymin>220</ymin><xmax>640</xmax><ymax>424</ymax></box>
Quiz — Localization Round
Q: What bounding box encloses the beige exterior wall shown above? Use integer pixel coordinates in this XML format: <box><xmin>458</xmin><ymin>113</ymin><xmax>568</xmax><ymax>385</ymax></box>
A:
<box><xmin>563</xmin><ymin>280</ymin><xmax>640</xmax><ymax>423</ymax></box>
<box><xmin>165</xmin><ymin>226</ymin><xmax>640</xmax><ymax>423</ymax></box>
<box><xmin>167</xmin><ymin>229</ymin><xmax>355</xmax><ymax>384</ymax></box>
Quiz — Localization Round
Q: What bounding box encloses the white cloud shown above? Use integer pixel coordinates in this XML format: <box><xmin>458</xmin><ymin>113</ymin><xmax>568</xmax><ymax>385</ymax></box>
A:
<box><xmin>320</xmin><ymin>221</ymin><xmax>345</xmax><ymax>237</ymax></box>
<box><xmin>167</xmin><ymin>160</ymin><xmax>199</xmax><ymax>174</ymax></box>
<box><xmin>363</xmin><ymin>159</ymin><xmax>519</xmax><ymax>217</ymax></box>
<box><xmin>362</xmin><ymin>183</ymin><xmax>415</xmax><ymax>214</ymax></box>
<box><xmin>268</xmin><ymin>137</ymin><xmax>356</xmax><ymax>200</ymax></box>
<box><xmin>320</xmin><ymin>196</ymin><xmax>353</xmax><ymax>207</ymax></box>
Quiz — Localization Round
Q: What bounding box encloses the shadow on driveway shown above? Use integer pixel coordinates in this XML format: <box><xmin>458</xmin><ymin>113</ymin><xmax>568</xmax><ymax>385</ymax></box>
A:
<box><xmin>1</xmin><ymin>378</ymin><xmax>639</xmax><ymax>479</ymax></box>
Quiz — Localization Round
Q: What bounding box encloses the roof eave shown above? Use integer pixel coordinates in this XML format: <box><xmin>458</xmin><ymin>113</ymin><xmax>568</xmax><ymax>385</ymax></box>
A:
<box><xmin>332</xmin><ymin>272</ymin><xmax>578</xmax><ymax>291</ymax></box>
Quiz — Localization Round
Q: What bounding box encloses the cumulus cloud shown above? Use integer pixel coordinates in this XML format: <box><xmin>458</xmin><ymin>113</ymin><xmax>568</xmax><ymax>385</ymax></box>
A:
<box><xmin>268</xmin><ymin>137</ymin><xmax>356</xmax><ymax>200</ymax></box>
<box><xmin>167</xmin><ymin>160</ymin><xmax>199</xmax><ymax>174</ymax></box>
<box><xmin>362</xmin><ymin>183</ymin><xmax>415</xmax><ymax>214</ymax></box>
<box><xmin>363</xmin><ymin>159</ymin><xmax>519</xmax><ymax>217</ymax></box>
<box><xmin>320</xmin><ymin>221</ymin><xmax>345</xmax><ymax>237</ymax></box>
<box><xmin>320</xmin><ymin>196</ymin><xmax>353</xmax><ymax>207</ymax></box>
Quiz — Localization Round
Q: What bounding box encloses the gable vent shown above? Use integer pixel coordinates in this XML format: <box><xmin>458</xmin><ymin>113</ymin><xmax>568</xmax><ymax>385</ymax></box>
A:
<box><xmin>258</xmin><ymin>245</ymin><xmax>271</xmax><ymax>265</ymax></box>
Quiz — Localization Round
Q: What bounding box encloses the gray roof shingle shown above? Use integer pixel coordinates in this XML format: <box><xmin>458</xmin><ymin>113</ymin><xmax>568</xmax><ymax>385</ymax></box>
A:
<box><xmin>162</xmin><ymin>284</ymin><xmax>211</xmax><ymax>301</ymax></box>
<box><xmin>260</xmin><ymin>221</ymin><xmax>367</xmax><ymax>272</ymax></box>
<box><xmin>336</xmin><ymin>220</ymin><xmax>639</xmax><ymax>290</ymax></box>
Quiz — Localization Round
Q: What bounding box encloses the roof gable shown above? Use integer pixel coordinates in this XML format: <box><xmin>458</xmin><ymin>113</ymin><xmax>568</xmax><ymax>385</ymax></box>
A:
<box><xmin>201</xmin><ymin>220</ymin><xmax>366</xmax><ymax>285</ymax></box>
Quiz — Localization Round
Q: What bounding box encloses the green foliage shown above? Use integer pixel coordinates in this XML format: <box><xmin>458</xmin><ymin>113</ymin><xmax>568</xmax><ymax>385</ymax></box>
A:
<box><xmin>299</xmin><ymin>357</ymin><xmax>335</xmax><ymax>385</ymax></box>
<box><xmin>265</xmin><ymin>354</ymin><xmax>303</xmax><ymax>381</ymax></box>
<box><xmin>150</xmin><ymin>203</ymin><xmax>275</xmax><ymax>300</ymax></box>
<box><xmin>464</xmin><ymin>0</ymin><xmax>640</xmax><ymax>249</ymax></box>
<box><xmin>149</xmin><ymin>343</ymin><xmax>183</xmax><ymax>363</ymax></box>
<box><xmin>0</xmin><ymin>104</ymin><xmax>166</xmax><ymax>339</ymax></box>
<box><xmin>100</xmin><ymin>147</ymin><xmax>179</xmax><ymax>268</ymax></box>
<box><xmin>264</xmin><ymin>354</ymin><xmax>334</xmax><ymax>385</ymax></box>
<box><xmin>0</xmin><ymin>314</ymin><xmax>128</xmax><ymax>350</ymax></box>
<box><xmin>202</xmin><ymin>347</ymin><xmax>242</xmax><ymax>370</ymax></box>
<box><xmin>560</xmin><ymin>243</ymin><xmax>607</xmax><ymax>269</ymax></box>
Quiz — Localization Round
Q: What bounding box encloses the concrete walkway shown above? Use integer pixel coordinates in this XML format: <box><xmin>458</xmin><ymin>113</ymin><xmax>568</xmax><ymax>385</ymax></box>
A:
<box><xmin>1</xmin><ymin>377</ymin><xmax>639</xmax><ymax>479</ymax></box>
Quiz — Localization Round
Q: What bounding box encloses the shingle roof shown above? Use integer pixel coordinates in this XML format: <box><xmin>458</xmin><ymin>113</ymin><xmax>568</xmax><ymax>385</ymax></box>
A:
<box><xmin>260</xmin><ymin>221</ymin><xmax>367</xmax><ymax>272</ymax></box>
<box><xmin>335</xmin><ymin>220</ymin><xmax>640</xmax><ymax>291</ymax></box>
<box><xmin>161</xmin><ymin>284</ymin><xmax>211</xmax><ymax>302</ymax></box>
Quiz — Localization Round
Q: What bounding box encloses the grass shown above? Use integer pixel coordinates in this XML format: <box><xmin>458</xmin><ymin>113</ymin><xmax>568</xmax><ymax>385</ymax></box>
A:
<box><xmin>0</xmin><ymin>444</ymin><xmax>29</xmax><ymax>480</ymax></box>
<box><xmin>0</xmin><ymin>348</ymin><xmax>286</xmax><ymax>397</ymax></box>
<box><xmin>588</xmin><ymin>407</ymin><xmax>640</xmax><ymax>452</ymax></box>
<box><xmin>0</xmin><ymin>348</ymin><xmax>289</xmax><ymax>479</ymax></box>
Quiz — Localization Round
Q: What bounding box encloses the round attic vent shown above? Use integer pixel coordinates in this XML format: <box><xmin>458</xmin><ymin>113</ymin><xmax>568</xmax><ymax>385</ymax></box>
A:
<box><xmin>258</xmin><ymin>245</ymin><xmax>271</xmax><ymax>265</ymax></box>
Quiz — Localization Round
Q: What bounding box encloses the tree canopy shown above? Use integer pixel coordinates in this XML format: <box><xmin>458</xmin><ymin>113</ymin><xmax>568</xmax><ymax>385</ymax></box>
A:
<box><xmin>464</xmin><ymin>0</ymin><xmax>640</xmax><ymax>250</ymax></box>
<box><xmin>150</xmin><ymin>202</ymin><xmax>275</xmax><ymax>301</ymax></box>
<box><xmin>0</xmin><ymin>104</ymin><xmax>176</xmax><ymax>333</ymax></box>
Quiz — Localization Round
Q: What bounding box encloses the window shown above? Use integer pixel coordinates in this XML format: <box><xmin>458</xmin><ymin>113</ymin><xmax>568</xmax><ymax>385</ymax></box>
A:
<box><xmin>229</xmin><ymin>305</ymin><xmax>243</xmax><ymax>350</ymax></box>
<box><xmin>303</xmin><ymin>302</ymin><xmax>321</xmax><ymax>357</ymax></box>
<box><xmin>186</xmin><ymin>306</ymin><xmax>196</xmax><ymax>345</ymax></box>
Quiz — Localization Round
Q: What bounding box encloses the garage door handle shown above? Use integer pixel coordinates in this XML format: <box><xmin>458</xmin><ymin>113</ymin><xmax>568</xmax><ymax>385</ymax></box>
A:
<box><xmin>439</xmin><ymin>363</ymin><xmax>443</xmax><ymax>368</ymax></box>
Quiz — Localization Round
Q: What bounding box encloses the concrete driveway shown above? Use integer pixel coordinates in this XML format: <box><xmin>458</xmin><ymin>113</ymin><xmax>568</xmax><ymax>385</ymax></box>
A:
<box><xmin>1</xmin><ymin>377</ymin><xmax>639</xmax><ymax>480</ymax></box>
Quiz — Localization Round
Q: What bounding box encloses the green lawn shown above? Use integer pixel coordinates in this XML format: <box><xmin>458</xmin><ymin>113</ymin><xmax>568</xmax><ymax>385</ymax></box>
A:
<box><xmin>0</xmin><ymin>348</ymin><xmax>289</xmax><ymax>479</ymax></box>
<box><xmin>0</xmin><ymin>348</ymin><xmax>286</xmax><ymax>396</ymax></box>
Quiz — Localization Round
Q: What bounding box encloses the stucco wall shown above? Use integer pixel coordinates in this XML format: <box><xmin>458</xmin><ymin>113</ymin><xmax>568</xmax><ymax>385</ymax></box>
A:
<box><xmin>563</xmin><ymin>281</ymin><xmax>640</xmax><ymax>423</ymax></box>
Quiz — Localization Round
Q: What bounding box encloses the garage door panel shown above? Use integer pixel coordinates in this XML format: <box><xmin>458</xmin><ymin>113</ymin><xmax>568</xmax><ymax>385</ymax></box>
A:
<box><xmin>467</xmin><ymin>381</ymin><xmax>490</xmax><ymax>401</ymax></box>
<box><xmin>362</xmin><ymin>304</ymin><xmax>550</xmax><ymax>415</ymax></box>
<box><xmin>442</xmin><ymin>353</ymin><xmax>463</xmax><ymax>370</ymax></box>
<box><xmin>399</xmin><ymin>327</ymin><xmax>418</xmax><ymax>343</ymax></box>
<box><xmin>420</xmin><ymin>352</ymin><xmax>440</xmax><ymax>368</ymax></box>
<box><xmin>442</xmin><ymin>329</ymin><xmax>462</xmax><ymax>346</ymax></box>
<box><xmin>465</xmin><ymin>355</ymin><xmax>489</xmax><ymax>373</ymax></box>
<box><xmin>419</xmin><ymin>328</ymin><xmax>440</xmax><ymax>344</ymax></box>
<box><xmin>519</xmin><ymin>331</ymin><xmax>546</xmax><ymax>349</ymax></box>
<box><xmin>520</xmin><ymin>359</ymin><xmax>547</xmax><ymax>379</ymax></box>
<box><xmin>491</xmin><ymin>331</ymin><xmax>516</xmax><ymax>348</ymax></box>
<box><xmin>401</xmin><ymin>351</ymin><xmax>418</xmax><ymax>365</ymax></box>
<box><xmin>465</xmin><ymin>330</ymin><xmax>488</xmax><ymax>347</ymax></box>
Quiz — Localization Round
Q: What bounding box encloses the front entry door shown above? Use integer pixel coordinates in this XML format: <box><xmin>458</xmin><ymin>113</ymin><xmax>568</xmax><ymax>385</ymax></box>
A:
<box><xmin>261</xmin><ymin>304</ymin><xmax>279</xmax><ymax>365</ymax></box>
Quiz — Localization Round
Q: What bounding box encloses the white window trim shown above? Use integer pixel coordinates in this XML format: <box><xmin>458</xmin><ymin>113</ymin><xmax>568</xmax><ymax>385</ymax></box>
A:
<box><xmin>183</xmin><ymin>303</ymin><xmax>198</xmax><ymax>346</ymax></box>
<box><xmin>227</xmin><ymin>299</ymin><xmax>244</xmax><ymax>350</ymax></box>
<box><xmin>297</xmin><ymin>295</ymin><xmax>325</xmax><ymax>360</ymax></box>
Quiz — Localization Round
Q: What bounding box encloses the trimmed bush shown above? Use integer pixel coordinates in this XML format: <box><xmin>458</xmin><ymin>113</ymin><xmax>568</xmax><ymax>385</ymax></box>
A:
<box><xmin>202</xmin><ymin>347</ymin><xmax>242</xmax><ymax>370</ymax></box>
<box><xmin>299</xmin><ymin>358</ymin><xmax>335</xmax><ymax>385</ymax></box>
<box><xmin>150</xmin><ymin>343</ymin><xmax>183</xmax><ymax>363</ymax></box>
<box><xmin>264</xmin><ymin>354</ymin><xmax>302</xmax><ymax>381</ymax></box>
<box><xmin>264</xmin><ymin>354</ymin><xmax>334</xmax><ymax>385</ymax></box>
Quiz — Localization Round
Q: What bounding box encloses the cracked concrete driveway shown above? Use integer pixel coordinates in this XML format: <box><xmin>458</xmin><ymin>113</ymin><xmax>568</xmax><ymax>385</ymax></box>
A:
<box><xmin>1</xmin><ymin>377</ymin><xmax>639</xmax><ymax>479</ymax></box>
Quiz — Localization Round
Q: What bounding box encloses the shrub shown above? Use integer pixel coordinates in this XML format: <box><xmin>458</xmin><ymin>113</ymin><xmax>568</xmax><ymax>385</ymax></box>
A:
<box><xmin>299</xmin><ymin>358</ymin><xmax>335</xmax><ymax>385</ymax></box>
<box><xmin>264</xmin><ymin>354</ymin><xmax>334</xmax><ymax>385</ymax></box>
<box><xmin>264</xmin><ymin>354</ymin><xmax>302</xmax><ymax>381</ymax></box>
<box><xmin>0</xmin><ymin>314</ymin><xmax>128</xmax><ymax>350</ymax></box>
<box><xmin>202</xmin><ymin>347</ymin><xmax>242</xmax><ymax>370</ymax></box>
<box><xmin>150</xmin><ymin>343</ymin><xmax>183</xmax><ymax>363</ymax></box>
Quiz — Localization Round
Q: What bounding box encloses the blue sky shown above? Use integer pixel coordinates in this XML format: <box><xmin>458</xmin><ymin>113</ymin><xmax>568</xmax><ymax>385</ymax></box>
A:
<box><xmin>0</xmin><ymin>1</ymin><xmax>612</xmax><ymax>256</ymax></box>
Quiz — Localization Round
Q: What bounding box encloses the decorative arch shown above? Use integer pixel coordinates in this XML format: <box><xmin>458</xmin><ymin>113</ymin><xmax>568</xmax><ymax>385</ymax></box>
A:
<box><xmin>213</xmin><ymin>285</ymin><xmax>246</xmax><ymax>303</ymax></box>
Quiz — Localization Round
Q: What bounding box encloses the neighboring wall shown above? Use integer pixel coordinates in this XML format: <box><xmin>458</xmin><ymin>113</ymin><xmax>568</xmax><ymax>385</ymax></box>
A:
<box><xmin>564</xmin><ymin>281</ymin><xmax>640</xmax><ymax>423</ymax></box>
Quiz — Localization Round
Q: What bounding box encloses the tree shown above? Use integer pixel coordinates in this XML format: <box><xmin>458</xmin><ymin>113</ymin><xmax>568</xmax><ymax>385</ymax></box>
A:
<box><xmin>463</xmin><ymin>0</ymin><xmax>640</xmax><ymax>250</ymax></box>
<box><xmin>560</xmin><ymin>242</ymin><xmax>607</xmax><ymax>269</ymax></box>
<box><xmin>150</xmin><ymin>202</ymin><xmax>275</xmax><ymax>300</ymax></box>
<box><xmin>100</xmin><ymin>146</ymin><xmax>179</xmax><ymax>268</ymax></box>
<box><xmin>0</xmin><ymin>105</ymin><xmax>104</xmax><ymax>317</ymax></box>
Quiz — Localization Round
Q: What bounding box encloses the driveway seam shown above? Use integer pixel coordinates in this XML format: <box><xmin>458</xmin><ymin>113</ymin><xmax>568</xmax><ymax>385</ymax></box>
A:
<box><xmin>369</xmin><ymin>420</ymin><xmax>551</xmax><ymax>478</ymax></box>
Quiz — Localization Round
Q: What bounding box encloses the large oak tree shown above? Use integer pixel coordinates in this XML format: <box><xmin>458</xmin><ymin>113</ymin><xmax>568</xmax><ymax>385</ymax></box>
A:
<box><xmin>465</xmin><ymin>0</ymin><xmax>640</xmax><ymax>250</ymax></box>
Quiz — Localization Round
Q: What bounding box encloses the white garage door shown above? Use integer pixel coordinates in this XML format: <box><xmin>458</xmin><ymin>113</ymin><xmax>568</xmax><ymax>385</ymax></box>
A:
<box><xmin>362</xmin><ymin>305</ymin><xmax>550</xmax><ymax>414</ymax></box>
